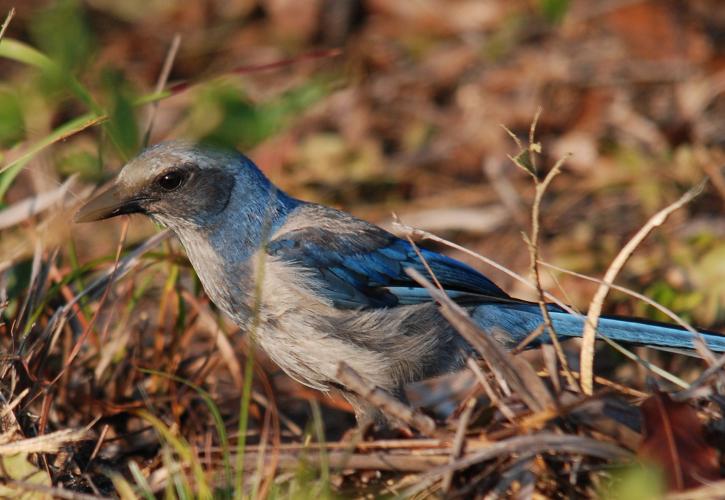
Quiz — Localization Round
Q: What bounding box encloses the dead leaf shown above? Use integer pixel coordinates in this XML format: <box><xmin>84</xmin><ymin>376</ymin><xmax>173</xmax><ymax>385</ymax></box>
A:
<box><xmin>0</xmin><ymin>453</ymin><xmax>52</xmax><ymax>499</ymax></box>
<box><xmin>638</xmin><ymin>392</ymin><xmax>720</xmax><ymax>491</ymax></box>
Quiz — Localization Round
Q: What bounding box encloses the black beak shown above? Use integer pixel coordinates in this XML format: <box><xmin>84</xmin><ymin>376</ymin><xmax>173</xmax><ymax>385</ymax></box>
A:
<box><xmin>74</xmin><ymin>183</ymin><xmax>145</xmax><ymax>222</ymax></box>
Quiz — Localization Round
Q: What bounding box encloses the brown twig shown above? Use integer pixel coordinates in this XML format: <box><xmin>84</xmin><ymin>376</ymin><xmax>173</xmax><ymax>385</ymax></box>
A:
<box><xmin>0</xmin><ymin>7</ymin><xmax>14</xmax><ymax>44</ymax></box>
<box><xmin>0</xmin><ymin>426</ymin><xmax>91</xmax><ymax>454</ymax></box>
<box><xmin>391</xmin><ymin>218</ymin><xmax>579</xmax><ymax>317</ymax></box>
<box><xmin>511</xmin><ymin>324</ymin><xmax>545</xmax><ymax>353</ymax></box>
<box><xmin>466</xmin><ymin>357</ymin><xmax>516</xmax><ymax>422</ymax></box>
<box><xmin>537</xmin><ymin>260</ymin><xmax>713</xmax><ymax>342</ymax></box>
<box><xmin>702</xmin><ymin>163</ymin><xmax>725</xmax><ymax>203</ymax></box>
<box><xmin>580</xmin><ymin>180</ymin><xmax>709</xmax><ymax>394</ymax></box>
<box><xmin>143</xmin><ymin>33</ymin><xmax>181</xmax><ymax>147</ymax></box>
<box><xmin>406</xmin><ymin>267</ymin><xmax>554</xmax><ymax>413</ymax></box>
<box><xmin>87</xmin><ymin>424</ymin><xmax>110</xmax><ymax>466</ymax></box>
<box><xmin>236</xmin><ymin>450</ymin><xmax>452</xmax><ymax>472</ymax></box>
<box><xmin>505</xmin><ymin>110</ymin><xmax>579</xmax><ymax>393</ymax></box>
<box><xmin>402</xmin><ymin>432</ymin><xmax>630</xmax><ymax>497</ymax></box>
<box><xmin>441</xmin><ymin>397</ymin><xmax>475</xmax><ymax>493</ymax></box>
<box><xmin>240</xmin><ymin>438</ymin><xmax>460</xmax><ymax>453</ymax></box>
<box><xmin>537</xmin><ymin>370</ymin><xmax>649</xmax><ymax>399</ymax></box>
<box><xmin>536</xmin><ymin>260</ymin><xmax>704</xmax><ymax>389</ymax></box>
<box><xmin>672</xmin><ymin>352</ymin><xmax>725</xmax><ymax>402</ymax></box>
<box><xmin>336</xmin><ymin>361</ymin><xmax>436</xmax><ymax>436</ymax></box>
<box><xmin>51</xmin><ymin>218</ymin><xmax>130</xmax><ymax>386</ymax></box>
<box><xmin>0</xmin><ymin>481</ymin><xmax>110</xmax><ymax>500</ymax></box>
<box><xmin>166</xmin><ymin>47</ymin><xmax>343</xmax><ymax>94</ymax></box>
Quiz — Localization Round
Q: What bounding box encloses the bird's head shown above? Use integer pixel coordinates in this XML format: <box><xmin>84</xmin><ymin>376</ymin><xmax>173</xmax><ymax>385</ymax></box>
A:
<box><xmin>74</xmin><ymin>141</ymin><xmax>273</xmax><ymax>230</ymax></box>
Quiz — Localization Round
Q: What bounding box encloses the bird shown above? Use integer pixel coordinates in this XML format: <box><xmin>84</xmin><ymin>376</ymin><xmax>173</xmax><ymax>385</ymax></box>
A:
<box><xmin>75</xmin><ymin>141</ymin><xmax>725</xmax><ymax>425</ymax></box>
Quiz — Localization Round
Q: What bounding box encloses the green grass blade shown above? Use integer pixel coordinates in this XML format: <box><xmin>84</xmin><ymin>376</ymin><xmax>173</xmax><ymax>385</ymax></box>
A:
<box><xmin>0</xmin><ymin>38</ymin><xmax>53</xmax><ymax>70</ymax></box>
<box><xmin>235</xmin><ymin>349</ymin><xmax>255</xmax><ymax>500</ymax></box>
<box><xmin>128</xmin><ymin>460</ymin><xmax>156</xmax><ymax>500</ymax></box>
<box><xmin>137</xmin><ymin>409</ymin><xmax>213</xmax><ymax>500</ymax></box>
<box><xmin>310</xmin><ymin>400</ymin><xmax>329</xmax><ymax>489</ymax></box>
<box><xmin>0</xmin><ymin>155</ymin><xmax>30</xmax><ymax>202</ymax></box>
<box><xmin>0</xmin><ymin>38</ymin><xmax>99</xmax><ymax>112</ymax></box>
<box><xmin>0</xmin><ymin>113</ymin><xmax>105</xmax><ymax>195</ymax></box>
<box><xmin>109</xmin><ymin>471</ymin><xmax>142</xmax><ymax>500</ymax></box>
<box><xmin>140</xmin><ymin>368</ymin><xmax>233</xmax><ymax>495</ymax></box>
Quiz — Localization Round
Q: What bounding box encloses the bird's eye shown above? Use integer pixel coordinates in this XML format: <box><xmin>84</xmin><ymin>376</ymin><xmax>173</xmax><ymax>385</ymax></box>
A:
<box><xmin>156</xmin><ymin>170</ymin><xmax>187</xmax><ymax>191</ymax></box>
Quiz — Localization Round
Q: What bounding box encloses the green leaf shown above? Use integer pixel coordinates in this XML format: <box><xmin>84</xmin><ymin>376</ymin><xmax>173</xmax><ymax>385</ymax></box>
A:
<box><xmin>102</xmin><ymin>68</ymin><xmax>140</xmax><ymax>160</ymax></box>
<box><xmin>0</xmin><ymin>87</ymin><xmax>25</xmax><ymax>147</ymax></box>
<box><xmin>140</xmin><ymin>369</ymin><xmax>232</xmax><ymax>494</ymax></box>
<box><xmin>136</xmin><ymin>410</ymin><xmax>213</xmax><ymax>499</ymax></box>
<box><xmin>0</xmin><ymin>113</ymin><xmax>105</xmax><ymax>201</ymax></box>
<box><xmin>56</xmin><ymin>149</ymin><xmax>103</xmax><ymax>180</ymax></box>
<box><xmin>0</xmin><ymin>453</ymin><xmax>52</xmax><ymax>500</ymax></box>
<box><xmin>0</xmin><ymin>38</ymin><xmax>99</xmax><ymax>113</ymax></box>
<box><xmin>0</xmin><ymin>38</ymin><xmax>54</xmax><ymax>70</ymax></box>
<box><xmin>191</xmin><ymin>79</ymin><xmax>328</xmax><ymax>150</ymax></box>
<box><xmin>539</xmin><ymin>0</ymin><xmax>570</xmax><ymax>23</ymax></box>
<box><xmin>29</xmin><ymin>0</ymin><xmax>94</xmax><ymax>73</ymax></box>
<box><xmin>511</xmin><ymin>149</ymin><xmax>536</xmax><ymax>175</ymax></box>
<box><xmin>599</xmin><ymin>464</ymin><xmax>665</xmax><ymax>500</ymax></box>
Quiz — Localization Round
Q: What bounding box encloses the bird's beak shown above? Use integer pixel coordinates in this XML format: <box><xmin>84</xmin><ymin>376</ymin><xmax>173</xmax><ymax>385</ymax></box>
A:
<box><xmin>74</xmin><ymin>183</ymin><xmax>144</xmax><ymax>223</ymax></box>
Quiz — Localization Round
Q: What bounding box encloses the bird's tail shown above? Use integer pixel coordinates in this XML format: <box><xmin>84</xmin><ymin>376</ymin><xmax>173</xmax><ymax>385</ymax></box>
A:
<box><xmin>471</xmin><ymin>302</ymin><xmax>725</xmax><ymax>352</ymax></box>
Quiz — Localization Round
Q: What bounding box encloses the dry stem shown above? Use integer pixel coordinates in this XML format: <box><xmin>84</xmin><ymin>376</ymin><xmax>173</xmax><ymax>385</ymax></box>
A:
<box><xmin>579</xmin><ymin>180</ymin><xmax>708</xmax><ymax>394</ymax></box>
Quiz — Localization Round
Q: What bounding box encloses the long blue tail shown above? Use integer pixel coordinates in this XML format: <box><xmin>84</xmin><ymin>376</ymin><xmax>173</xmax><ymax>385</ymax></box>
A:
<box><xmin>471</xmin><ymin>302</ymin><xmax>725</xmax><ymax>352</ymax></box>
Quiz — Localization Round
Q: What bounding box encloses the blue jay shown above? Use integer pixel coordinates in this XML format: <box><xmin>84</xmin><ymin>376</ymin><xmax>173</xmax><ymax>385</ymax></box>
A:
<box><xmin>75</xmin><ymin>141</ymin><xmax>725</xmax><ymax>424</ymax></box>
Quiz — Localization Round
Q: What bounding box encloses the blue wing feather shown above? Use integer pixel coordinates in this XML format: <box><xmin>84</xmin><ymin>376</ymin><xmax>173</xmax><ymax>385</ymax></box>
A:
<box><xmin>266</xmin><ymin>206</ymin><xmax>508</xmax><ymax>309</ymax></box>
<box><xmin>264</xmin><ymin>204</ymin><xmax>725</xmax><ymax>352</ymax></box>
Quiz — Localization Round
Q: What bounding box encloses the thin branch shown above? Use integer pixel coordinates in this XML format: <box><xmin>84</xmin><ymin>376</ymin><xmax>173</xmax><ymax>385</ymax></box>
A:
<box><xmin>402</xmin><ymin>432</ymin><xmax>630</xmax><ymax>497</ymax></box>
<box><xmin>406</xmin><ymin>267</ymin><xmax>554</xmax><ymax>413</ymax></box>
<box><xmin>702</xmin><ymin>163</ymin><xmax>725</xmax><ymax>202</ymax></box>
<box><xmin>50</xmin><ymin>218</ymin><xmax>130</xmax><ymax>386</ymax></box>
<box><xmin>466</xmin><ymin>357</ymin><xmax>516</xmax><ymax>422</ymax></box>
<box><xmin>393</xmin><ymin>219</ymin><xmax>695</xmax><ymax>392</ymax></box>
<box><xmin>503</xmin><ymin>110</ymin><xmax>578</xmax><ymax>392</ymax></box>
<box><xmin>538</xmin><ymin>260</ymin><xmax>714</xmax><ymax>345</ymax></box>
<box><xmin>143</xmin><ymin>33</ymin><xmax>181</xmax><ymax>147</ymax></box>
<box><xmin>600</xmin><ymin>336</ymin><xmax>689</xmax><ymax>389</ymax></box>
<box><xmin>672</xmin><ymin>352</ymin><xmax>725</xmax><ymax>401</ymax></box>
<box><xmin>442</xmin><ymin>397</ymin><xmax>475</xmax><ymax>493</ymax></box>
<box><xmin>0</xmin><ymin>426</ymin><xmax>91</xmax><ymax>454</ymax></box>
<box><xmin>391</xmin><ymin>217</ymin><xmax>578</xmax><ymax>316</ymax></box>
<box><xmin>580</xmin><ymin>180</ymin><xmax>709</xmax><ymax>394</ymax></box>
<box><xmin>0</xmin><ymin>481</ymin><xmax>110</xmax><ymax>500</ymax></box>
<box><xmin>336</xmin><ymin>361</ymin><xmax>436</xmax><ymax>436</ymax></box>
<box><xmin>525</xmin><ymin>152</ymin><xmax>578</xmax><ymax>392</ymax></box>
<box><xmin>0</xmin><ymin>7</ymin><xmax>14</xmax><ymax>44</ymax></box>
<box><xmin>405</xmin><ymin>234</ymin><xmax>444</xmax><ymax>291</ymax></box>
<box><xmin>166</xmin><ymin>47</ymin><xmax>343</xmax><ymax>94</ymax></box>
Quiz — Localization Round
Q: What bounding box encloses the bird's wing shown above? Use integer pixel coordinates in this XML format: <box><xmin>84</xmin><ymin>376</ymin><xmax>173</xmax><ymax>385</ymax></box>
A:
<box><xmin>266</xmin><ymin>207</ymin><xmax>510</xmax><ymax>309</ymax></box>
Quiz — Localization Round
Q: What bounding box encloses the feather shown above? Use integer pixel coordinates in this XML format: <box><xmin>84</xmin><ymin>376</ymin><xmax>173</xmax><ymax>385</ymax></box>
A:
<box><xmin>266</xmin><ymin>204</ymin><xmax>508</xmax><ymax>309</ymax></box>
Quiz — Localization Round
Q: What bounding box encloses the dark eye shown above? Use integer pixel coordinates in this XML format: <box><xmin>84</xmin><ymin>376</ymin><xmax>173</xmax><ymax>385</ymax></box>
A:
<box><xmin>156</xmin><ymin>170</ymin><xmax>187</xmax><ymax>191</ymax></box>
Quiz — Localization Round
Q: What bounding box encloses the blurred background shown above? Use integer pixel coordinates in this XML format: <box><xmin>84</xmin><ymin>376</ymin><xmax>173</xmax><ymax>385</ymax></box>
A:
<box><xmin>1</xmin><ymin>0</ymin><xmax>723</xmax><ymax>322</ymax></box>
<box><xmin>0</xmin><ymin>0</ymin><xmax>724</xmax><ymax>495</ymax></box>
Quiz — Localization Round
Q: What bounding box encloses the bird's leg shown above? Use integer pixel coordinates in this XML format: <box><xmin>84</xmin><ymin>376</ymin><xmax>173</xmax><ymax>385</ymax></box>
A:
<box><xmin>339</xmin><ymin>385</ymin><xmax>414</xmax><ymax>438</ymax></box>
<box><xmin>339</xmin><ymin>390</ymin><xmax>385</xmax><ymax>428</ymax></box>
